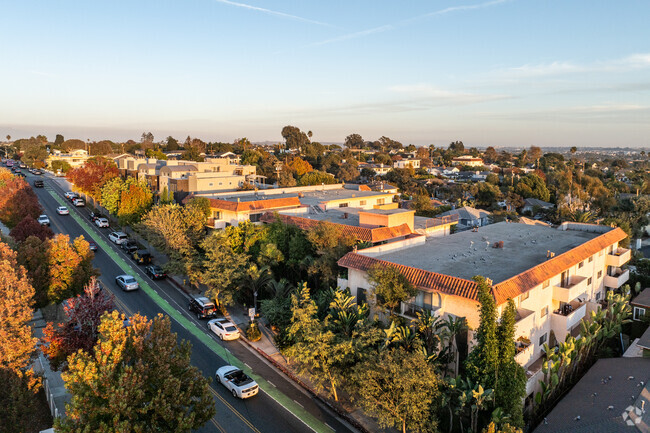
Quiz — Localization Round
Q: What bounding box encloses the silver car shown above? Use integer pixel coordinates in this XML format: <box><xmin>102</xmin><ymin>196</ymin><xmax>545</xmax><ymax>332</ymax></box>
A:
<box><xmin>115</xmin><ymin>275</ymin><xmax>139</xmax><ymax>291</ymax></box>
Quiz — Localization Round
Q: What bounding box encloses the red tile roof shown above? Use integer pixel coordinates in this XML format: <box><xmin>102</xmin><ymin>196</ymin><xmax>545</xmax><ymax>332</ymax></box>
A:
<box><xmin>260</xmin><ymin>212</ymin><xmax>413</xmax><ymax>243</ymax></box>
<box><xmin>200</xmin><ymin>196</ymin><xmax>301</xmax><ymax>212</ymax></box>
<box><xmin>338</xmin><ymin>227</ymin><xmax>628</xmax><ymax>305</ymax></box>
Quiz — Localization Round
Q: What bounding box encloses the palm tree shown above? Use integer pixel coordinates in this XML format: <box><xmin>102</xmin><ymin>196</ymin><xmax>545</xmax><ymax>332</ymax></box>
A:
<box><xmin>570</xmin><ymin>210</ymin><xmax>595</xmax><ymax>223</ymax></box>
<box><xmin>267</xmin><ymin>278</ymin><xmax>294</xmax><ymax>299</ymax></box>
<box><xmin>241</xmin><ymin>265</ymin><xmax>273</xmax><ymax>309</ymax></box>
<box><xmin>439</xmin><ymin>316</ymin><xmax>468</xmax><ymax>377</ymax></box>
<box><xmin>412</xmin><ymin>310</ymin><xmax>442</xmax><ymax>356</ymax></box>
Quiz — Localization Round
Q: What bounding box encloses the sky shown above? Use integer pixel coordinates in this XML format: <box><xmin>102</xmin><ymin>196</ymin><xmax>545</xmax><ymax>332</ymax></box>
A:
<box><xmin>1</xmin><ymin>1</ymin><xmax>649</xmax><ymax>148</ymax></box>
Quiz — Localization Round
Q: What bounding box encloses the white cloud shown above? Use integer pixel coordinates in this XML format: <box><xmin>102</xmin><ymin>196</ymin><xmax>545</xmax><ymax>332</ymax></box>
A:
<box><xmin>505</xmin><ymin>53</ymin><xmax>650</xmax><ymax>78</ymax></box>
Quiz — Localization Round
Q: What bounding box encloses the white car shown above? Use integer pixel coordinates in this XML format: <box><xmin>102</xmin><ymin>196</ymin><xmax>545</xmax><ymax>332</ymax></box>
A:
<box><xmin>56</xmin><ymin>206</ymin><xmax>69</xmax><ymax>215</ymax></box>
<box><xmin>37</xmin><ymin>214</ymin><xmax>50</xmax><ymax>226</ymax></box>
<box><xmin>64</xmin><ymin>191</ymin><xmax>76</xmax><ymax>199</ymax></box>
<box><xmin>208</xmin><ymin>318</ymin><xmax>240</xmax><ymax>341</ymax></box>
<box><xmin>215</xmin><ymin>366</ymin><xmax>259</xmax><ymax>399</ymax></box>
<box><xmin>115</xmin><ymin>275</ymin><xmax>139</xmax><ymax>291</ymax></box>
<box><xmin>108</xmin><ymin>231</ymin><xmax>128</xmax><ymax>244</ymax></box>
<box><xmin>95</xmin><ymin>217</ymin><xmax>109</xmax><ymax>228</ymax></box>
<box><xmin>73</xmin><ymin>198</ymin><xmax>85</xmax><ymax>207</ymax></box>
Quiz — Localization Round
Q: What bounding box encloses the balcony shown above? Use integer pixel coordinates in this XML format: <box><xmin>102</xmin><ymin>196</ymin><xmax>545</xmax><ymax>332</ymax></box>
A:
<box><xmin>552</xmin><ymin>275</ymin><xmax>588</xmax><ymax>303</ymax></box>
<box><xmin>604</xmin><ymin>268</ymin><xmax>629</xmax><ymax>289</ymax></box>
<box><xmin>605</xmin><ymin>248</ymin><xmax>631</xmax><ymax>268</ymax></box>
<box><xmin>515</xmin><ymin>307</ymin><xmax>535</xmax><ymax>337</ymax></box>
<box><xmin>515</xmin><ymin>339</ymin><xmax>534</xmax><ymax>367</ymax></box>
<box><xmin>551</xmin><ymin>300</ymin><xmax>587</xmax><ymax>343</ymax></box>
<box><xmin>525</xmin><ymin>356</ymin><xmax>545</xmax><ymax>396</ymax></box>
<box><xmin>400</xmin><ymin>302</ymin><xmax>440</xmax><ymax>319</ymax></box>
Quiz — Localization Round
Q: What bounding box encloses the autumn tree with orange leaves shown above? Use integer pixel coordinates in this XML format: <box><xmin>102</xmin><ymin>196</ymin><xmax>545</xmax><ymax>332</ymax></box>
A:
<box><xmin>67</xmin><ymin>156</ymin><xmax>119</xmax><ymax>198</ymax></box>
<box><xmin>288</xmin><ymin>156</ymin><xmax>313</xmax><ymax>176</ymax></box>
<box><xmin>56</xmin><ymin>311</ymin><xmax>215</xmax><ymax>432</ymax></box>
<box><xmin>0</xmin><ymin>241</ymin><xmax>40</xmax><ymax>432</ymax></box>
<box><xmin>47</xmin><ymin>234</ymin><xmax>97</xmax><ymax>304</ymax></box>
<box><xmin>0</xmin><ymin>169</ymin><xmax>42</xmax><ymax>228</ymax></box>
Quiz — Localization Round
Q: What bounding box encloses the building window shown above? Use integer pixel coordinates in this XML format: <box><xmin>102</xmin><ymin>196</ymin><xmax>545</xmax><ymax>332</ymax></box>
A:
<box><xmin>357</xmin><ymin>288</ymin><xmax>367</xmax><ymax>304</ymax></box>
<box><xmin>208</xmin><ymin>183</ymin><xmax>213</xmax><ymax>187</ymax></box>
<box><xmin>589</xmin><ymin>256</ymin><xmax>593</xmax><ymax>263</ymax></box>
<box><xmin>598</xmin><ymin>270</ymin><xmax>602</xmax><ymax>278</ymax></box>
<box><xmin>541</xmin><ymin>306</ymin><xmax>548</xmax><ymax>318</ymax></box>
<box><xmin>212</xmin><ymin>211</ymin><xmax>222</xmax><ymax>220</ymax></box>
<box><xmin>596</xmin><ymin>292</ymin><xmax>601</xmax><ymax>300</ymax></box>
<box><xmin>377</xmin><ymin>198</ymin><xmax>385</xmax><ymax>205</ymax></box>
<box><xmin>543</xmin><ymin>279</ymin><xmax>550</xmax><ymax>289</ymax></box>
<box><xmin>250</xmin><ymin>213</ymin><xmax>261</xmax><ymax>223</ymax></box>
<box><xmin>633</xmin><ymin>307</ymin><xmax>647</xmax><ymax>321</ymax></box>
<box><xmin>578</xmin><ymin>261</ymin><xmax>584</xmax><ymax>268</ymax></box>
<box><xmin>539</xmin><ymin>333</ymin><xmax>547</xmax><ymax>346</ymax></box>
<box><xmin>521</xmin><ymin>291</ymin><xmax>529</xmax><ymax>301</ymax></box>
<box><xmin>359</xmin><ymin>200</ymin><xmax>366</xmax><ymax>206</ymax></box>
<box><xmin>587</xmin><ymin>277</ymin><xmax>592</xmax><ymax>286</ymax></box>
<box><xmin>339</xmin><ymin>203</ymin><xmax>349</xmax><ymax>208</ymax></box>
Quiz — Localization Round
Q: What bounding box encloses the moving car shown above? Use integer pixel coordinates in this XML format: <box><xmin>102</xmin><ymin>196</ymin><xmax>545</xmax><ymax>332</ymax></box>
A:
<box><xmin>33</xmin><ymin>169</ymin><xmax>42</xmax><ymax>175</ymax></box>
<box><xmin>37</xmin><ymin>214</ymin><xmax>50</xmax><ymax>226</ymax></box>
<box><xmin>56</xmin><ymin>206</ymin><xmax>69</xmax><ymax>215</ymax></box>
<box><xmin>73</xmin><ymin>198</ymin><xmax>85</xmax><ymax>207</ymax></box>
<box><xmin>108</xmin><ymin>231</ymin><xmax>128</xmax><ymax>245</ymax></box>
<box><xmin>95</xmin><ymin>217</ymin><xmax>109</xmax><ymax>228</ymax></box>
<box><xmin>88</xmin><ymin>241</ymin><xmax>98</xmax><ymax>251</ymax></box>
<box><xmin>65</xmin><ymin>192</ymin><xmax>78</xmax><ymax>200</ymax></box>
<box><xmin>115</xmin><ymin>275</ymin><xmax>139</xmax><ymax>291</ymax></box>
<box><xmin>208</xmin><ymin>318</ymin><xmax>240</xmax><ymax>341</ymax></box>
<box><xmin>89</xmin><ymin>211</ymin><xmax>100</xmax><ymax>222</ymax></box>
<box><xmin>131</xmin><ymin>250</ymin><xmax>152</xmax><ymax>265</ymax></box>
<box><xmin>144</xmin><ymin>265</ymin><xmax>166</xmax><ymax>280</ymax></box>
<box><xmin>215</xmin><ymin>366</ymin><xmax>259</xmax><ymax>399</ymax></box>
<box><xmin>33</xmin><ymin>180</ymin><xmax>44</xmax><ymax>188</ymax></box>
<box><xmin>188</xmin><ymin>296</ymin><xmax>217</xmax><ymax>319</ymax></box>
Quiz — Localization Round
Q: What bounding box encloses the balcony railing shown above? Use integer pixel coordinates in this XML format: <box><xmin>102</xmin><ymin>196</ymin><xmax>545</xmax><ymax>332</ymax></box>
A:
<box><xmin>605</xmin><ymin>248</ymin><xmax>631</xmax><ymax>268</ymax></box>
<box><xmin>552</xmin><ymin>276</ymin><xmax>588</xmax><ymax>303</ymax></box>
<box><xmin>515</xmin><ymin>342</ymin><xmax>534</xmax><ymax>367</ymax></box>
<box><xmin>604</xmin><ymin>268</ymin><xmax>629</xmax><ymax>288</ymax></box>
<box><xmin>400</xmin><ymin>302</ymin><xmax>440</xmax><ymax>319</ymax></box>
<box><xmin>551</xmin><ymin>300</ymin><xmax>586</xmax><ymax>342</ymax></box>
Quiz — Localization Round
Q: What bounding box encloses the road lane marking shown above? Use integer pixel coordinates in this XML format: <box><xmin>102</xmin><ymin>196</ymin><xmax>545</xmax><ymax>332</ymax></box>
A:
<box><xmin>267</xmin><ymin>380</ymin><xmax>276</xmax><ymax>388</ymax></box>
<box><xmin>209</xmin><ymin>386</ymin><xmax>261</xmax><ymax>433</ymax></box>
<box><xmin>45</xmin><ymin>187</ymin><xmax>324</xmax><ymax>433</ymax></box>
<box><xmin>324</xmin><ymin>423</ymin><xmax>335</xmax><ymax>431</ymax></box>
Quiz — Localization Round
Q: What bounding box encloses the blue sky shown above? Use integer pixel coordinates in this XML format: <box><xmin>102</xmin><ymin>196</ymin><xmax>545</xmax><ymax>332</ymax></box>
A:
<box><xmin>2</xmin><ymin>1</ymin><xmax>649</xmax><ymax>147</ymax></box>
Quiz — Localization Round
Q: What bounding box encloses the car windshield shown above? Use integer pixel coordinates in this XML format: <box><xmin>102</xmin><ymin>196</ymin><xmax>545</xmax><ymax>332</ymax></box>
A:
<box><xmin>225</xmin><ymin>326</ymin><xmax>237</xmax><ymax>332</ymax></box>
<box><xmin>124</xmin><ymin>277</ymin><xmax>136</xmax><ymax>284</ymax></box>
<box><xmin>153</xmin><ymin>267</ymin><xmax>163</xmax><ymax>272</ymax></box>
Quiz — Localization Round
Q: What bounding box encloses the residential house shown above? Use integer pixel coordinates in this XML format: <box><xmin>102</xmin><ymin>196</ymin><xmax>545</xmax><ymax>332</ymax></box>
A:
<box><xmin>522</xmin><ymin>198</ymin><xmax>555</xmax><ymax>214</ymax></box>
<box><xmin>631</xmin><ymin>288</ymin><xmax>650</xmax><ymax>321</ymax></box>
<box><xmin>393</xmin><ymin>159</ymin><xmax>421</xmax><ymax>169</ymax></box>
<box><xmin>47</xmin><ymin>149</ymin><xmax>91</xmax><ymax>170</ymax></box>
<box><xmin>337</xmin><ymin>222</ymin><xmax>630</xmax><ymax>401</ymax></box>
<box><xmin>452</xmin><ymin>155</ymin><xmax>484</xmax><ymax>167</ymax></box>
<box><xmin>439</xmin><ymin>206</ymin><xmax>491</xmax><ymax>230</ymax></box>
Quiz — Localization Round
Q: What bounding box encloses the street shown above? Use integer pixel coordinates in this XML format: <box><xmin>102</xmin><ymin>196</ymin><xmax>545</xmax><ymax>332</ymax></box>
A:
<box><xmin>29</xmin><ymin>171</ymin><xmax>353</xmax><ymax>433</ymax></box>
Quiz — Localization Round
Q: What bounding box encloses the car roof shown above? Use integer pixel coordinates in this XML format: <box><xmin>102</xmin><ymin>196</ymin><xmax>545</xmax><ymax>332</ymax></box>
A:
<box><xmin>112</xmin><ymin>231</ymin><xmax>127</xmax><ymax>236</ymax></box>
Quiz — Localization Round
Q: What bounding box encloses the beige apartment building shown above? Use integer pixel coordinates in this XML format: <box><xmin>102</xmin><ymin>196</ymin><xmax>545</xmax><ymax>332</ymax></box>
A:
<box><xmin>337</xmin><ymin>222</ymin><xmax>630</xmax><ymax>399</ymax></box>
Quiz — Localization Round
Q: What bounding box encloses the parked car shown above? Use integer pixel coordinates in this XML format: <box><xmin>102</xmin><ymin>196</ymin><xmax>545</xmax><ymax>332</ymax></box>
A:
<box><xmin>33</xmin><ymin>180</ymin><xmax>44</xmax><ymax>188</ymax></box>
<box><xmin>115</xmin><ymin>275</ymin><xmax>139</xmax><ymax>291</ymax></box>
<box><xmin>89</xmin><ymin>211</ymin><xmax>100</xmax><ymax>222</ymax></box>
<box><xmin>37</xmin><ymin>214</ymin><xmax>50</xmax><ymax>226</ymax></box>
<box><xmin>144</xmin><ymin>265</ymin><xmax>166</xmax><ymax>280</ymax></box>
<box><xmin>208</xmin><ymin>318</ymin><xmax>240</xmax><ymax>341</ymax></box>
<box><xmin>121</xmin><ymin>240</ymin><xmax>139</xmax><ymax>254</ymax></box>
<box><xmin>215</xmin><ymin>366</ymin><xmax>259</xmax><ymax>399</ymax></box>
<box><xmin>65</xmin><ymin>192</ymin><xmax>78</xmax><ymax>201</ymax></box>
<box><xmin>33</xmin><ymin>169</ymin><xmax>42</xmax><ymax>175</ymax></box>
<box><xmin>95</xmin><ymin>217</ymin><xmax>109</xmax><ymax>228</ymax></box>
<box><xmin>132</xmin><ymin>250</ymin><xmax>152</xmax><ymax>265</ymax></box>
<box><xmin>108</xmin><ymin>231</ymin><xmax>128</xmax><ymax>245</ymax></box>
<box><xmin>56</xmin><ymin>206</ymin><xmax>69</xmax><ymax>215</ymax></box>
<box><xmin>73</xmin><ymin>198</ymin><xmax>85</xmax><ymax>207</ymax></box>
<box><xmin>88</xmin><ymin>241</ymin><xmax>98</xmax><ymax>251</ymax></box>
<box><xmin>188</xmin><ymin>296</ymin><xmax>217</xmax><ymax>319</ymax></box>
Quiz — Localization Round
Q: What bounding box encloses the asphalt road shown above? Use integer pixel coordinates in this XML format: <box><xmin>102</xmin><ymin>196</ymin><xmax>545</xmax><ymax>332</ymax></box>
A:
<box><xmin>26</xmin><ymin>170</ymin><xmax>353</xmax><ymax>433</ymax></box>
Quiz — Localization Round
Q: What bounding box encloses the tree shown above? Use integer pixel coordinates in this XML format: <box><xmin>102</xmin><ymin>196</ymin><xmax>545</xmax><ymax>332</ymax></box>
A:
<box><xmin>165</xmin><ymin>136</ymin><xmax>179</xmax><ymax>151</ymax></box>
<box><xmin>56</xmin><ymin>311</ymin><xmax>215</xmax><ymax>432</ymax></box>
<box><xmin>344</xmin><ymin>133</ymin><xmax>364</xmax><ymax>149</ymax></box>
<box><xmin>42</xmin><ymin>278</ymin><xmax>115</xmax><ymax>371</ymax></box>
<box><xmin>17</xmin><ymin>236</ymin><xmax>50</xmax><ymax>308</ymax></box>
<box><xmin>47</xmin><ymin>234</ymin><xmax>96</xmax><ymax>304</ymax></box>
<box><xmin>186</xmin><ymin>196</ymin><xmax>211</xmax><ymax>220</ymax></box>
<box><xmin>465</xmin><ymin>276</ymin><xmax>498</xmax><ymax>390</ymax></box>
<box><xmin>67</xmin><ymin>157</ymin><xmax>119</xmax><ymax>198</ymax></box>
<box><xmin>411</xmin><ymin>193</ymin><xmax>434</xmax><ymax>215</ymax></box>
<box><xmin>118</xmin><ymin>180</ymin><xmax>154</xmax><ymax>225</ymax></box>
<box><xmin>54</xmin><ymin>134</ymin><xmax>65</xmax><ymax>146</ymax></box>
<box><xmin>288</xmin><ymin>156</ymin><xmax>313</xmax><ymax>176</ymax></box>
<box><xmin>199</xmin><ymin>231</ymin><xmax>248</xmax><ymax>308</ymax></box>
<box><xmin>352</xmin><ymin>348</ymin><xmax>439</xmax><ymax>433</ymax></box>
<box><xmin>159</xmin><ymin>186</ymin><xmax>174</xmax><ymax>204</ymax></box>
<box><xmin>305</xmin><ymin>222</ymin><xmax>355</xmax><ymax>289</ymax></box>
<box><xmin>10</xmin><ymin>215</ymin><xmax>53</xmax><ymax>242</ymax></box>
<box><xmin>285</xmin><ymin>284</ymin><xmax>352</xmax><ymax>402</ymax></box>
<box><xmin>62</xmin><ymin>139</ymin><xmax>86</xmax><ymax>151</ymax></box>
<box><xmin>0</xmin><ymin>241</ymin><xmax>39</xmax><ymax>433</ymax></box>
<box><xmin>281</xmin><ymin>125</ymin><xmax>309</xmax><ymax>150</ymax></box>
<box><xmin>484</xmin><ymin>147</ymin><xmax>498</xmax><ymax>164</ymax></box>
<box><xmin>100</xmin><ymin>176</ymin><xmax>125</xmax><ymax>215</ymax></box>
<box><xmin>51</xmin><ymin>159</ymin><xmax>72</xmax><ymax>174</ymax></box>
<box><xmin>494</xmin><ymin>300</ymin><xmax>526</xmax><ymax>428</ymax></box>
<box><xmin>0</xmin><ymin>176</ymin><xmax>43</xmax><ymax>228</ymax></box>
<box><xmin>367</xmin><ymin>265</ymin><xmax>417</xmax><ymax>318</ymax></box>
<box><xmin>476</xmin><ymin>182</ymin><xmax>501</xmax><ymax>207</ymax></box>
<box><xmin>298</xmin><ymin>170</ymin><xmax>336</xmax><ymax>186</ymax></box>
<box><xmin>515</xmin><ymin>173</ymin><xmax>550</xmax><ymax>202</ymax></box>
<box><xmin>336</xmin><ymin>162</ymin><xmax>360</xmax><ymax>182</ymax></box>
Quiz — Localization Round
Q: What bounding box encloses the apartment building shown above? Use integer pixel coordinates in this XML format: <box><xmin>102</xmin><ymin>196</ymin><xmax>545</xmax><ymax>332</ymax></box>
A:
<box><xmin>337</xmin><ymin>222</ymin><xmax>630</xmax><ymax>398</ymax></box>
<box><xmin>47</xmin><ymin>149</ymin><xmax>91</xmax><ymax>169</ymax></box>
<box><xmin>452</xmin><ymin>155</ymin><xmax>484</xmax><ymax>167</ymax></box>
<box><xmin>393</xmin><ymin>159</ymin><xmax>421</xmax><ymax>169</ymax></box>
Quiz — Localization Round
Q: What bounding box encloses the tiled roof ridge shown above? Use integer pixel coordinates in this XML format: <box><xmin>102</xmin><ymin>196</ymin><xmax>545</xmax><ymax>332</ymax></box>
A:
<box><xmin>205</xmin><ymin>196</ymin><xmax>301</xmax><ymax>212</ymax></box>
<box><xmin>337</xmin><ymin>252</ymin><xmax>481</xmax><ymax>301</ymax></box>
<box><xmin>493</xmin><ymin>226</ymin><xmax>627</xmax><ymax>304</ymax></box>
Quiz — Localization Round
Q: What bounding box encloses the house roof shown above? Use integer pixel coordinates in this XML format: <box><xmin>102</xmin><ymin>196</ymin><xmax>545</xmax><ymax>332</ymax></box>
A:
<box><xmin>637</xmin><ymin>326</ymin><xmax>650</xmax><ymax>350</ymax></box>
<box><xmin>201</xmin><ymin>196</ymin><xmax>301</xmax><ymax>213</ymax></box>
<box><xmin>338</xmin><ymin>225</ymin><xmax>627</xmax><ymax>305</ymax></box>
<box><xmin>163</xmin><ymin>165</ymin><xmax>198</xmax><ymax>172</ymax></box>
<box><xmin>518</xmin><ymin>217</ymin><xmax>551</xmax><ymax>227</ymax></box>
<box><xmin>533</xmin><ymin>357</ymin><xmax>650</xmax><ymax>433</ymax></box>
<box><xmin>524</xmin><ymin>198</ymin><xmax>554</xmax><ymax>208</ymax></box>
<box><xmin>439</xmin><ymin>206</ymin><xmax>491</xmax><ymax>222</ymax></box>
<box><xmin>631</xmin><ymin>288</ymin><xmax>650</xmax><ymax>309</ymax></box>
<box><xmin>260</xmin><ymin>212</ymin><xmax>413</xmax><ymax>243</ymax></box>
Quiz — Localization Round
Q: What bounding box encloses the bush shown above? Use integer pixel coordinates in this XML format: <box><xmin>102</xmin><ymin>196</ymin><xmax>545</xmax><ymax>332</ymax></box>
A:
<box><xmin>246</xmin><ymin>321</ymin><xmax>262</xmax><ymax>342</ymax></box>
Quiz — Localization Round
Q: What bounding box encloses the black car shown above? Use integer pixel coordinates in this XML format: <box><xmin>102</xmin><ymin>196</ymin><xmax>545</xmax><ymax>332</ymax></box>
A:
<box><xmin>121</xmin><ymin>240</ymin><xmax>139</xmax><ymax>254</ymax></box>
<box><xmin>89</xmin><ymin>211</ymin><xmax>100</xmax><ymax>222</ymax></box>
<box><xmin>188</xmin><ymin>296</ymin><xmax>217</xmax><ymax>319</ymax></box>
<box><xmin>132</xmin><ymin>249</ymin><xmax>152</xmax><ymax>265</ymax></box>
<box><xmin>145</xmin><ymin>265</ymin><xmax>166</xmax><ymax>280</ymax></box>
<box><xmin>33</xmin><ymin>180</ymin><xmax>44</xmax><ymax>188</ymax></box>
